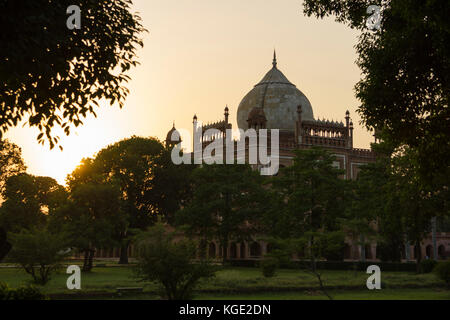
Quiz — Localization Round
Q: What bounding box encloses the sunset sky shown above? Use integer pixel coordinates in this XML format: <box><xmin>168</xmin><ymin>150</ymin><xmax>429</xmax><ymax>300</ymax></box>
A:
<box><xmin>5</xmin><ymin>0</ymin><xmax>374</xmax><ymax>185</ymax></box>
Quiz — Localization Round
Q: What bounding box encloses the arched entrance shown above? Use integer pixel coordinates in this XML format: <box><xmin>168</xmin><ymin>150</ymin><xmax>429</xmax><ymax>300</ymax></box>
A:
<box><xmin>426</xmin><ymin>245</ymin><xmax>433</xmax><ymax>259</ymax></box>
<box><xmin>249</xmin><ymin>242</ymin><xmax>261</xmax><ymax>257</ymax></box>
<box><xmin>365</xmin><ymin>245</ymin><xmax>372</xmax><ymax>259</ymax></box>
<box><xmin>239</xmin><ymin>243</ymin><xmax>246</xmax><ymax>259</ymax></box>
<box><xmin>230</xmin><ymin>243</ymin><xmax>237</xmax><ymax>259</ymax></box>
<box><xmin>344</xmin><ymin>244</ymin><xmax>351</xmax><ymax>260</ymax></box>
<box><xmin>208</xmin><ymin>242</ymin><xmax>216</xmax><ymax>259</ymax></box>
<box><xmin>438</xmin><ymin>245</ymin><xmax>446</xmax><ymax>259</ymax></box>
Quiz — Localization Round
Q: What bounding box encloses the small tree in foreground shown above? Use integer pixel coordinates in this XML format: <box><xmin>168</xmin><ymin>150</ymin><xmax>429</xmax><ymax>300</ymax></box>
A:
<box><xmin>270</xmin><ymin>232</ymin><xmax>344</xmax><ymax>300</ymax></box>
<box><xmin>134</xmin><ymin>223</ymin><xmax>216</xmax><ymax>300</ymax></box>
<box><xmin>8</xmin><ymin>227</ymin><xmax>69</xmax><ymax>285</ymax></box>
<box><xmin>434</xmin><ymin>261</ymin><xmax>450</xmax><ymax>288</ymax></box>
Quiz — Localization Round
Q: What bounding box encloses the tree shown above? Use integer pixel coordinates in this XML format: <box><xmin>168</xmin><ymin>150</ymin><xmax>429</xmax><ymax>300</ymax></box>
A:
<box><xmin>0</xmin><ymin>139</ymin><xmax>26</xmax><ymax>195</ymax></box>
<box><xmin>269</xmin><ymin>148</ymin><xmax>347</xmax><ymax>242</ymax></box>
<box><xmin>303</xmin><ymin>0</ymin><xmax>450</xmax><ymax>185</ymax></box>
<box><xmin>134</xmin><ymin>223</ymin><xmax>216</xmax><ymax>300</ymax></box>
<box><xmin>73</xmin><ymin>136</ymin><xmax>165</xmax><ymax>264</ymax></box>
<box><xmin>176</xmin><ymin>164</ymin><xmax>265</xmax><ymax>262</ymax></box>
<box><xmin>8</xmin><ymin>227</ymin><xmax>69</xmax><ymax>285</ymax></box>
<box><xmin>0</xmin><ymin>0</ymin><xmax>146</xmax><ymax>148</ymax></box>
<box><xmin>151</xmin><ymin>146</ymin><xmax>194</xmax><ymax>225</ymax></box>
<box><xmin>50</xmin><ymin>181</ymin><xmax>126</xmax><ymax>272</ymax></box>
<box><xmin>388</xmin><ymin>145</ymin><xmax>436</xmax><ymax>266</ymax></box>
<box><xmin>0</xmin><ymin>173</ymin><xmax>64</xmax><ymax>233</ymax></box>
<box><xmin>268</xmin><ymin>147</ymin><xmax>348</xmax><ymax>299</ymax></box>
<box><xmin>347</xmin><ymin>154</ymin><xmax>387</xmax><ymax>264</ymax></box>
<box><xmin>352</xmin><ymin>137</ymin><xmax>441</xmax><ymax>268</ymax></box>
<box><xmin>0</xmin><ymin>227</ymin><xmax>11</xmax><ymax>263</ymax></box>
<box><xmin>434</xmin><ymin>261</ymin><xmax>450</xmax><ymax>288</ymax></box>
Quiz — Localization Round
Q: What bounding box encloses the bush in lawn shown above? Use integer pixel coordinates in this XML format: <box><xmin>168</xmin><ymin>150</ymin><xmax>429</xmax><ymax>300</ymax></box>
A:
<box><xmin>0</xmin><ymin>282</ymin><xmax>46</xmax><ymax>300</ymax></box>
<box><xmin>418</xmin><ymin>259</ymin><xmax>438</xmax><ymax>274</ymax></box>
<box><xmin>8</xmin><ymin>227</ymin><xmax>70</xmax><ymax>285</ymax></box>
<box><xmin>0</xmin><ymin>227</ymin><xmax>12</xmax><ymax>262</ymax></box>
<box><xmin>260</xmin><ymin>257</ymin><xmax>278</xmax><ymax>278</ymax></box>
<box><xmin>134</xmin><ymin>223</ymin><xmax>216</xmax><ymax>300</ymax></box>
<box><xmin>434</xmin><ymin>261</ymin><xmax>450</xmax><ymax>288</ymax></box>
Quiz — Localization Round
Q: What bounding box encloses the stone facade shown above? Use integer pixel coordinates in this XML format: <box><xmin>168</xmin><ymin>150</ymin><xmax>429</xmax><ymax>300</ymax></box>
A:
<box><xmin>97</xmin><ymin>53</ymin><xmax>449</xmax><ymax>262</ymax></box>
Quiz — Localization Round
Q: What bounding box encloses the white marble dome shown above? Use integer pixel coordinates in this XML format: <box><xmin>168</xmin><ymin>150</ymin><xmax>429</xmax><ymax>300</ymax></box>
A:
<box><xmin>237</xmin><ymin>52</ymin><xmax>314</xmax><ymax>131</ymax></box>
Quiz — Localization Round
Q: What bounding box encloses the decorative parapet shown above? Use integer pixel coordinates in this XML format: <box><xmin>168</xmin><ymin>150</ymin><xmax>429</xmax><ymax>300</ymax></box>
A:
<box><xmin>351</xmin><ymin>148</ymin><xmax>376</xmax><ymax>158</ymax></box>
<box><xmin>202</xmin><ymin>120</ymin><xmax>231</xmax><ymax>132</ymax></box>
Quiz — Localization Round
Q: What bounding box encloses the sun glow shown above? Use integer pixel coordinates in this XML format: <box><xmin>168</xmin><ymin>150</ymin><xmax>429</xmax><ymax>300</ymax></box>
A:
<box><xmin>6</xmin><ymin>101</ymin><xmax>133</xmax><ymax>186</ymax></box>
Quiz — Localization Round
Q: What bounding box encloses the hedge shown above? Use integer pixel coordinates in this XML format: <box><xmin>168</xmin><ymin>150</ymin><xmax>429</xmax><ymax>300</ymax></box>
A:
<box><xmin>227</xmin><ymin>259</ymin><xmax>418</xmax><ymax>272</ymax></box>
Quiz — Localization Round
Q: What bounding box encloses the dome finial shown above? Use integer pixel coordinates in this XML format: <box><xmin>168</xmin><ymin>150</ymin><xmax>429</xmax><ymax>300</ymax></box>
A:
<box><xmin>272</xmin><ymin>49</ymin><xmax>277</xmax><ymax>68</ymax></box>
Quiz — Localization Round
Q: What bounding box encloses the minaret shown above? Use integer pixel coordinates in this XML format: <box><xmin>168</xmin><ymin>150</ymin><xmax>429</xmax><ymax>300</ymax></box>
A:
<box><xmin>272</xmin><ymin>50</ymin><xmax>277</xmax><ymax>68</ymax></box>
<box><xmin>349</xmin><ymin>120</ymin><xmax>354</xmax><ymax>149</ymax></box>
<box><xmin>193</xmin><ymin>114</ymin><xmax>199</xmax><ymax>152</ymax></box>
<box><xmin>345</xmin><ymin>110</ymin><xmax>351</xmax><ymax>148</ymax></box>
<box><xmin>224</xmin><ymin>105</ymin><xmax>229</xmax><ymax>124</ymax></box>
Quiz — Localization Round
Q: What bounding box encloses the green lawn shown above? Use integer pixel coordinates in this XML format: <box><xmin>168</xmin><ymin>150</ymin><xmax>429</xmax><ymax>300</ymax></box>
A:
<box><xmin>196</xmin><ymin>289</ymin><xmax>450</xmax><ymax>300</ymax></box>
<box><xmin>0</xmin><ymin>263</ymin><xmax>447</xmax><ymax>300</ymax></box>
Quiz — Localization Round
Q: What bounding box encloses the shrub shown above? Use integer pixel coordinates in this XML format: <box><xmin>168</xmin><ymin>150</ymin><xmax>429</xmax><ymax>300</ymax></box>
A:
<box><xmin>418</xmin><ymin>259</ymin><xmax>437</xmax><ymax>274</ymax></box>
<box><xmin>229</xmin><ymin>259</ymin><xmax>418</xmax><ymax>272</ymax></box>
<box><xmin>0</xmin><ymin>227</ymin><xmax>12</xmax><ymax>262</ymax></box>
<box><xmin>434</xmin><ymin>261</ymin><xmax>450</xmax><ymax>287</ymax></box>
<box><xmin>0</xmin><ymin>282</ymin><xmax>46</xmax><ymax>300</ymax></box>
<box><xmin>260</xmin><ymin>257</ymin><xmax>278</xmax><ymax>278</ymax></box>
<box><xmin>8</xmin><ymin>227</ymin><xmax>70</xmax><ymax>285</ymax></box>
<box><xmin>134</xmin><ymin>224</ymin><xmax>217</xmax><ymax>300</ymax></box>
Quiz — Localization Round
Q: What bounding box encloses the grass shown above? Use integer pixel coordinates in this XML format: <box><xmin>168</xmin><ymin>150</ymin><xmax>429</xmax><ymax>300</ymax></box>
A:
<box><xmin>196</xmin><ymin>289</ymin><xmax>450</xmax><ymax>300</ymax></box>
<box><xmin>0</xmin><ymin>263</ymin><xmax>447</xmax><ymax>300</ymax></box>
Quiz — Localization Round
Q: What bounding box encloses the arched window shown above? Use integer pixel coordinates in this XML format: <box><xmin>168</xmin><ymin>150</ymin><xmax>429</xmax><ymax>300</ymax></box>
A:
<box><xmin>208</xmin><ymin>242</ymin><xmax>216</xmax><ymax>259</ymax></box>
<box><xmin>239</xmin><ymin>243</ymin><xmax>246</xmax><ymax>259</ymax></box>
<box><xmin>400</xmin><ymin>244</ymin><xmax>406</xmax><ymax>260</ymax></box>
<box><xmin>365</xmin><ymin>245</ymin><xmax>372</xmax><ymax>259</ymax></box>
<box><xmin>230</xmin><ymin>243</ymin><xmax>237</xmax><ymax>259</ymax></box>
<box><xmin>344</xmin><ymin>244</ymin><xmax>351</xmax><ymax>260</ymax></box>
<box><xmin>250</xmin><ymin>242</ymin><xmax>261</xmax><ymax>257</ymax></box>
<box><xmin>438</xmin><ymin>245</ymin><xmax>446</xmax><ymax>259</ymax></box>
<box><xmin>412</xmin><ymin>245</ymin><xmax>418</xmax><ymax>260</ymax></box>
<box><xmin>426</xmin><ymin>245</ymin><xmax>433</xmax><ymax>259</ymax></box>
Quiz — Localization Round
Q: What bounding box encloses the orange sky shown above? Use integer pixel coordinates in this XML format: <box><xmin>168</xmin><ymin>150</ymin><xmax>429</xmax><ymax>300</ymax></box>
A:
<box><xmin>5</xmin><ymin>0</ymin><xmax>374</xmax><ymax>185</ymax></box>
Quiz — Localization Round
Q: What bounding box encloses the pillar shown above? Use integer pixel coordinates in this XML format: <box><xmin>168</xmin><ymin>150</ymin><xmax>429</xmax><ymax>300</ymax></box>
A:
<box><xmin>432</xmin><ymin>217</ymin><xmax>438</xmax><ymax>260</ymax></box>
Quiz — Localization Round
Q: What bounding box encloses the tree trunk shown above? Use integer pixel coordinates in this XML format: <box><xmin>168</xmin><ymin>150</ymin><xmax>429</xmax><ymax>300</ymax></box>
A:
<box><xmin>360</xmin><ymin>234</ymin><xmax>366</xmax><ymax>262</ymax></box>
<box><xmin>415</xmin><ymin>239</ymin><xmax>422</xmax><ymax>273</ymax></box>
<box><xmin>198</xmin><ymin>238</ymin><xmax>207</xmax><ymax>259</ymax></box>
<box><xmin>88</xmin><ymin>249</ymin><xmax>95</xmax><ymax>270</ymax></box>
<box><xmin>82</xmin><ymin>249</ymin><xmax>90</xmax><ymax>271</ymax></box>
<box><xmin>119</xmin><ymin>241</ymin><xmax>129</xmax><ymax>264</ymax></box>
<box><xmin>82</xmin><ymin>248</ymin><xmax>95</xmax><ymax>272</ymax></box>
<box><xmin>315</xmin><ymin>271</ymin><xmax>333</xmax><ymax>300</ymax></box>
<box><xmin>310</xmin><ymin>235</ymin><xmax>316</xmax><ymax>273</ymax></box>
<box><xmin>222</xmin><ymin>239</ymin><xmax>228</xmax><ymax>265</ymax></box>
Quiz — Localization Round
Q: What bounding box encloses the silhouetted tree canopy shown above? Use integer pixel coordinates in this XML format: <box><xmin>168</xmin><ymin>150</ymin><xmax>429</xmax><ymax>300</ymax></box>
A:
<box><xmin>0</xmin><ymin>139</ymin><xmax>26</xmax><ymax>194</ymax></box>
<box><xmin>176</xmin><ymin>164</ymin><xmax>265</xmax><ymax>262</ymax></box>
<box><xmin>0</xmin><ymin>0</ymin><xmax>146</xmax><ymax>148</ymax></box>
<box><xmin>0</xmin><ymin>173</ymin><xmax>64</xmax><ymax>232</ymax></box>
<box><xmin>303</xmin><ymin>0</ymin><xmax>450</xmax><ymax>185</ymax></box>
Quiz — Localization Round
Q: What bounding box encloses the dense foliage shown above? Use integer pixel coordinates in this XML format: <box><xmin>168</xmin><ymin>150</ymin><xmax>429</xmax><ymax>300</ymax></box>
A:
<box><xmin>303</xmin><ymin>0</ymin><xmax>450</xmax><ymax>185</ymax></box>
<box><xmin>0</xmin><ymin>282</ymin><xmax>46</xmax><ymax>300</ymax></box>
<box><xmin>134</xmin><ymin>224</ymin><xmax>216</xmax><ymax>300</ymax></box>
<box><xmin>0</xmin><ymin>0</ymin><xmax>146</xmax><ymax>148</ymax></box>
<box><xmin>8</xmin><ymin>227</ymin><xmax>70</xmax><ymax>285</ymax></box>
